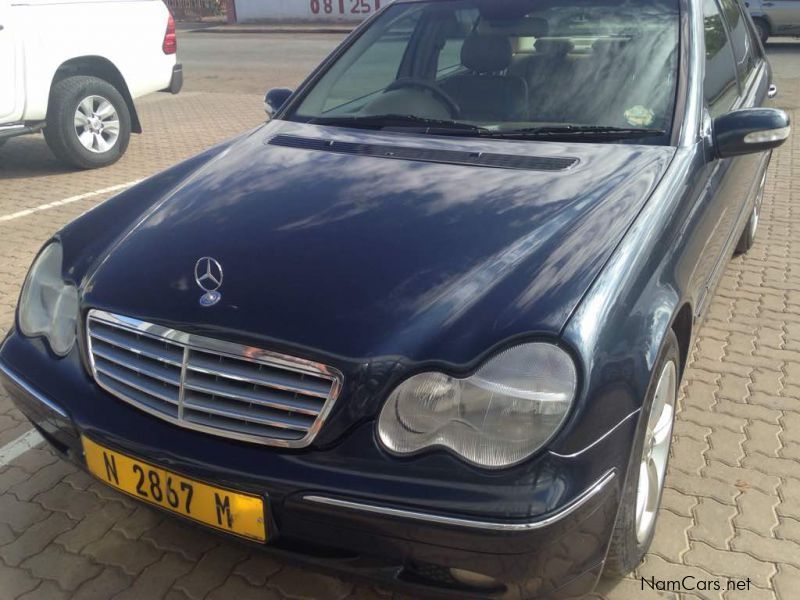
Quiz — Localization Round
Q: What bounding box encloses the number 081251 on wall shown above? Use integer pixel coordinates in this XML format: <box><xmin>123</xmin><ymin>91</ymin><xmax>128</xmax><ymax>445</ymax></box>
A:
<box><xmin>310</xmin><ymin>0</ymin><xmax>384</xmax><ymax>16</ymax></box>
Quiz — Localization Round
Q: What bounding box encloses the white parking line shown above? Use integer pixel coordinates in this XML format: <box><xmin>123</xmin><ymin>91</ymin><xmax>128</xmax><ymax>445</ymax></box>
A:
<box><xmin>0</xmin><ymin>180</ymin><xmax>141</xmax><ymax>224</ymax></box>
<box><xmin>0</xmin><ymin>428</ymin><xmax>44</xmax><ymax>467</ymax></box>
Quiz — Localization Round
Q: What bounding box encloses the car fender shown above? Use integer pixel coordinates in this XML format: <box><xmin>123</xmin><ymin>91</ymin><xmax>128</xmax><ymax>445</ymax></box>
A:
<box><xmin>552</xmin><ymin>147</ymin><xmax>702</xmax><ymax>458</ymax></box>
<box><xmin>47</xmin><ymin>56</ymin><xmax>142</xmax><ymax>133</ymax></box>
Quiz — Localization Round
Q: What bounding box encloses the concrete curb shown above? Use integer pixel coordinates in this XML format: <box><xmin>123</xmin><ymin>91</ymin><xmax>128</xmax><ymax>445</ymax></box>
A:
<box><xmin>189</xmin><ymin>25</ymin><xmax>354</xmax><ymax>35</ymax></box>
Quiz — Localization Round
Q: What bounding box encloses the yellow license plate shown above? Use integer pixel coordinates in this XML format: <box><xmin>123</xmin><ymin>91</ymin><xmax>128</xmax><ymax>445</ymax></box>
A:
<box><xmin>82</xmin><ymin>436</ymin><xmax>267</xmax><ymax>542</ymax></box>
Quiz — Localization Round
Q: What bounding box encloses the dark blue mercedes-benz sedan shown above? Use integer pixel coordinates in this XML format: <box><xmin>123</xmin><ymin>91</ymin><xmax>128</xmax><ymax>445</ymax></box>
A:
<box><xmin>0</xmin><ymin>0</ymin><xmax>792</xmax><ymax>597</ymax></box>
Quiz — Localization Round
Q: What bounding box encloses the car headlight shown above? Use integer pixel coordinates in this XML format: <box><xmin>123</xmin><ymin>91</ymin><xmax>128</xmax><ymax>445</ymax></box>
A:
<box><xmin>18</xmin><ymin>242</ymin><xmax>79</xmax><ymax>356</ymax></box>
<box><xmin>377</xmin><ymin>343</ymin><xmax>577</xmax><ymax>468</ymax></box>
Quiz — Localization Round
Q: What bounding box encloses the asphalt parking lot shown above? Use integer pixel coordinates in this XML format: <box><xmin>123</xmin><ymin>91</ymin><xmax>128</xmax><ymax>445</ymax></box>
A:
<box><xmin>0</xmin><ymin>30</ymin><xmax>799</xmax><ymax>600</ymax></box>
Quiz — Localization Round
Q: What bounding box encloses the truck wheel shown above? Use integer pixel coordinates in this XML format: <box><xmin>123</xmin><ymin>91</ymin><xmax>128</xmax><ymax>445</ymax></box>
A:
<box><xmin>604</xmin><ymin>331</ymin><xmax>679</xmax><ymax>577</ymax></box>
<box><xmin>753</xmin><ymin>18</ymin><xmax>769</xmax><ymax>44</ymax></box>
<box><xmin>44</xmin><ymin>76</ymin><xmax>131</xmax><ymax>169</ymax></box>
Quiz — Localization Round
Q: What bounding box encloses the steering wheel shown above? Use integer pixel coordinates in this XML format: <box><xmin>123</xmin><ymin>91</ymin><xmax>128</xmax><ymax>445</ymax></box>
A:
<box><xmin>385</xmin><ymin>78</ymin><xmax>461</xmax><ymax>118</ymax></box>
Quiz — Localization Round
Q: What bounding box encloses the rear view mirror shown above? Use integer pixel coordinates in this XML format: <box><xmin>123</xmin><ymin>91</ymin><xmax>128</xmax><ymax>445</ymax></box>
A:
<box><xmin>265</xmin><ymin>88</ymin><xmax>294</xmax><ymax>119</ymax></box>
<box><xmin>714</xmin><ymin>108</ymin><xmax>791</xmax><ymax>159</ymax></box>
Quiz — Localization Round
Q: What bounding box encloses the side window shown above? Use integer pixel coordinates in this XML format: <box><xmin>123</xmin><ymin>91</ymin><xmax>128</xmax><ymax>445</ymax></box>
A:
<box><xmin>718</xmin><ymin>0</ymin><xmax>758</xmax><ymax>83</ymax></box>
<box><xmin>437</xmin><ymin>38</ymin><xmax>466</xmax><ymax>78</ymax></box>
<box><xmin>318</xmin><ymin>12</ymin><xmax>422</xmax><ymax>113</ymax></box>
<box><xmin>703</xmin><ymin>0</ymin><xmax>739</xmax><ymax>117</ymax></box>
<box><xmin>435</xmin><ymin>9</ymin><xmax>479</xmax><ymax>80</ymax></box>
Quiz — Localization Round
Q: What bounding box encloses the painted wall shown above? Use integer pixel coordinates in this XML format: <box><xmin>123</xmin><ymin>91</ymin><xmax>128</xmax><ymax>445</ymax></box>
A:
<box><xmin>234</xmin><ymin>0</ymin><xmax>394</xmax><ymax>22</ymax></box>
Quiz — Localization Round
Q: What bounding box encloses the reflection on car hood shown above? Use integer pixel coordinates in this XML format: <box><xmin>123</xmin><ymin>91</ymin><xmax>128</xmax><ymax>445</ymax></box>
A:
<box><xmin>84</xmin><ymin>121</ymin><xmax>675</xmax><ymax>364</ymax></box>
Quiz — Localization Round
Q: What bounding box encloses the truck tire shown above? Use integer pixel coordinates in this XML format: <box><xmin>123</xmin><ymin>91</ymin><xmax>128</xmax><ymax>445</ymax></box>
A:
<box><xmin>44</xmin><ymin>76</ymin><xmax>131</xmax><ymax>169</ymax></box>
<box><xmin>753</xmin><ymin>18</ymin><xmax>769</xmax><ymax>45</ymax></box>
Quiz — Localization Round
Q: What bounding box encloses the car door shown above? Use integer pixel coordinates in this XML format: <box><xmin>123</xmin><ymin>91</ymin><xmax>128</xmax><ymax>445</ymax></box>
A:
<box><xmin>762</xmin><ymin>0</ymin><xmax>800</xmax><ymax>33</ymax></box>
<box><xmin>0</xmin><ymin>0</ymin><xmax>19</xmax><ymax>122</ymax></box>
<box><xmin>691</xmin><ymin>0</ymin><xmax>741</xmax><ymax>310</ymax></box>
<box><xmin>693</xmin><ymin>0</ymin><xmax>765</xmax><ymax>314</ymax></box>
<box><xmin>715</xmin><ymin>0</ymin><xmax>768</xmax><ymax>229</ymax></box>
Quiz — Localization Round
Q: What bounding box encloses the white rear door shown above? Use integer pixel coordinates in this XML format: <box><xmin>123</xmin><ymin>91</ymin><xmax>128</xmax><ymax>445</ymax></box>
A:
<box><xmin>763</xmin><ymin>0</ymin><xmax>800</xmax><ymax>33</ymax></box>
<box><xmin>0</xmin><ymin>0</ymin><xmax>18</xmax><ymax>121</ymax></box>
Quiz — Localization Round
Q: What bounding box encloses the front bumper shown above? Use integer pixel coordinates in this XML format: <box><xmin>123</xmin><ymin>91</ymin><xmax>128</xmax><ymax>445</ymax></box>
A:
<box><xmin>0</xmin><ymin>332</ymin><xmax>630</xmax><ymax>599</ymax></box>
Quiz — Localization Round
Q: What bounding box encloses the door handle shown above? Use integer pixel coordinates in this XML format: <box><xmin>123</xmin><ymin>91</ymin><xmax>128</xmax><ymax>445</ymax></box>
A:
<box><xmin>768</xmin><ymin>84</ymin><xmax>778</xmax><ymax>99</ymax></box>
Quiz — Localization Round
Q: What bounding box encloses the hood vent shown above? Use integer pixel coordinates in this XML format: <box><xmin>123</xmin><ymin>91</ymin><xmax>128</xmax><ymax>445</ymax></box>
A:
<box><xmin>268</xmin><ymin>134</ymin><xmax>578</xmax><ymax>172</ymax></box>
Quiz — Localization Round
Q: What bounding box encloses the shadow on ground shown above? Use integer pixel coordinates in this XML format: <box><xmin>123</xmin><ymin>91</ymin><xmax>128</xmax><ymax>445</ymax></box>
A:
<box><xmin>0</xmin><ymin>135</ymin><xmax>76</xmax><ymax>180</ymax></box>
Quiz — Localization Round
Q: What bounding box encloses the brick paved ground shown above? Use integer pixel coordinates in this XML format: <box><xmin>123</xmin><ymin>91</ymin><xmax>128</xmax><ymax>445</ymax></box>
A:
<box><xmin>1</xmin><ymin>41</ymin><xmax>799</xmax><ymax>599</ymax></box>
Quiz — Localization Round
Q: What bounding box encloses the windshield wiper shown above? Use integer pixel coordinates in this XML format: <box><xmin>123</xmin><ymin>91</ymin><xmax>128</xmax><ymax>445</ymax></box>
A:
<box><xmin>307</xmin><ymin>114</ymin><xmax>490</xmax><ymax>136</ymax></box>
<box><xmin>481</xmin><ymin>125</ymin><xmax>667</xmax><ymax>140</ymax></box>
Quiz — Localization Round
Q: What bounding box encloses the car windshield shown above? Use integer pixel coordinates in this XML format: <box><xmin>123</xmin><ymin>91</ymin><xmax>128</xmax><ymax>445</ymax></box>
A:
<box><xmin>287</xmin><ymin>0</ymin><xmax>681</xmax><ymax>143</ymax></box>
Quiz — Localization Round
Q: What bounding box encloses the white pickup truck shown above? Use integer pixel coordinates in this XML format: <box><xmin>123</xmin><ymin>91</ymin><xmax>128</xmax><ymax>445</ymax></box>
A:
<box><xmin>0</xmin><ymin>0</ymin><xmax>182</xmax><ymax>169</ymax></box>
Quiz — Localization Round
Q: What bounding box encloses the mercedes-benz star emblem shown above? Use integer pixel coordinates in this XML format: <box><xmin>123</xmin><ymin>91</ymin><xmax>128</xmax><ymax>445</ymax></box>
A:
<box><xmin>194</xmin><ymin>257</ymin><xmax>223</xmax><ymax>307</ymax></box>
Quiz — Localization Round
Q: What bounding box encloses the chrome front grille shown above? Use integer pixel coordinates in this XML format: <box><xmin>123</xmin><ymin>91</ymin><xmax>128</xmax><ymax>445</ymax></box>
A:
<box><xmin>86</xmin><ymin>310</ymin><xmax>343</xmax><ymax>447</ymax></box>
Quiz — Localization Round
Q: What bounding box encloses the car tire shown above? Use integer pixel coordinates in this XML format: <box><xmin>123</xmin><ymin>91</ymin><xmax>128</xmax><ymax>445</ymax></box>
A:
<box><xmin>44</xmin><ymin>76</ymin><xmax>131</xmax><ymax>170</ymax></box>
<box><xmin>753</xmin><ymin>18</ymin><xmax>770</xmax><ymax>45</ymax></box>
<box><xmin>735</xmin><ymin>171</ymin><xmax>766</xmax><ymax>255</ymax></box>
<box><xmin>604</xmin><ymin>330</ymin><xmax>679</xmax><ymax>577</ymax></box>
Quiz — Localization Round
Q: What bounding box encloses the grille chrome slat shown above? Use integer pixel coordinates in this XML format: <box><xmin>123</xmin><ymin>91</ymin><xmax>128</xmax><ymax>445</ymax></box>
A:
<box><xmin>86</xmin><ymin>310</ymin><xmax>343</xmax><ymax>448</ymax></box>
<box><xmin>186</xmin><ymin>351</ymin><xmax>332</xmax><ymax>398</ymax></box>
<box><xmin>89</xmin><ymin>323</ymin><xmax>184</xmax><ymax>367</ymax></box>
<box><xmin>95</xmin><ymin>362</ymin><xmax>180</xmax><ymax>406</ymax></box>
<box><xmin>183</xmin><ymin>375</ymin><xmax>323</xmax><ymax>416</ymax></box>
<box><xmin>182</xmin><ymin>393</ymin><xmax>314</xmax><ymax>432</ymax></box>
<box><xmin>89</xmin><ymin>316</ymin><xmax>189</xmax><ymax>347</ymax></box>
<box><xmin>92</xmin><ymin>346</ymin><xmax>182</xmax><ymax>387</ymax></box>
<box><xmin>184</xmin><ymin>412</ymin><xmax>303</xmax><ymax>441</ymax></box>
<box><xmin>96</xmin><ymin>372</ymin><xmax>180</xmax><ymax>418</ymax></box>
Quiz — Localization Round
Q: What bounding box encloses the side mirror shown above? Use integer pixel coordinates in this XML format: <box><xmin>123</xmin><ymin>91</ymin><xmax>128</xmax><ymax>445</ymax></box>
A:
<box><xmin>714</xmin><ymin>107</ymin><xmax>791</xmax><ymax>159</ymax></box>
<box><xmin>265</xmin><ymin>88</ymin><xmax>294</xmax><ymax>118</ymax></box>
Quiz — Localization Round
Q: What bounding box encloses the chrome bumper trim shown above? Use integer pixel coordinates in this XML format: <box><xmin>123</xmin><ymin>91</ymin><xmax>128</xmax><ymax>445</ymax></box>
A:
<box><xmin>303</xmin><ymin>470</ymin><xmax>616</xmax><ymax>532</ymax></box>
<box><xmin>549</xmin><ymin>409</ymin><xmax>640</xmax><ymax>459</ymax></box>
<box><xmin>0</xmin><ymin>360</ymin><xmax>69</xmax><ymax>419</ymax></box>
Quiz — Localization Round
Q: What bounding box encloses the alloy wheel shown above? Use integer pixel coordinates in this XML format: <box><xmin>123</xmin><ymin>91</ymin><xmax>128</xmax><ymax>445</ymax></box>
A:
<box><xmin>750</xmin><ymin>173</ymin><xmax>766</xmax><ymax>239</ymax></box>
<box><xmin>74</xmin><ymin>95</ymin><xmax>120</xmax><ymax>154</ymax></box>
<box><xmin>635</xmin><ymin>360</ymin><xmax>677</xmax><ymax>544</ymax></box>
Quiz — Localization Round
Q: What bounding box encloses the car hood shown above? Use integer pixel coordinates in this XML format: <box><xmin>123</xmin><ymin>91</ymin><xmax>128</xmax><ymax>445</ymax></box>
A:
<box><xmin>83</xmin><ymin>121</ymin><xmax>674</xmax><ymax>365</ymax></box>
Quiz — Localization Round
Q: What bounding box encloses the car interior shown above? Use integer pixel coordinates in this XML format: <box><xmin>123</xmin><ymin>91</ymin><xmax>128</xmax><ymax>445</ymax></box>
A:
<box><xmin>429</xmin><ymin>14</ymin><xmax>679</xmax><ymax>128</ymax></box>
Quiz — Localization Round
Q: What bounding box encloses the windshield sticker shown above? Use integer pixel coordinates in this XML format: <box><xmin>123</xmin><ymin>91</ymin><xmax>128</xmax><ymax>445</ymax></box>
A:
<box><xmin>625</xmin><ymin>105</ymin><xmax>656</xmax><ymax>128</ymax></box>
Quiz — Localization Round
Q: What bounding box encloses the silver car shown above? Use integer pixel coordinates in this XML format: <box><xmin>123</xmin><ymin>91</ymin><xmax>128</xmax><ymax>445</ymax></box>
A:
<box><xmin>748</xmin><ymin>0</ymin><xmax>800</xmax><ymax>41</ymax></box>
